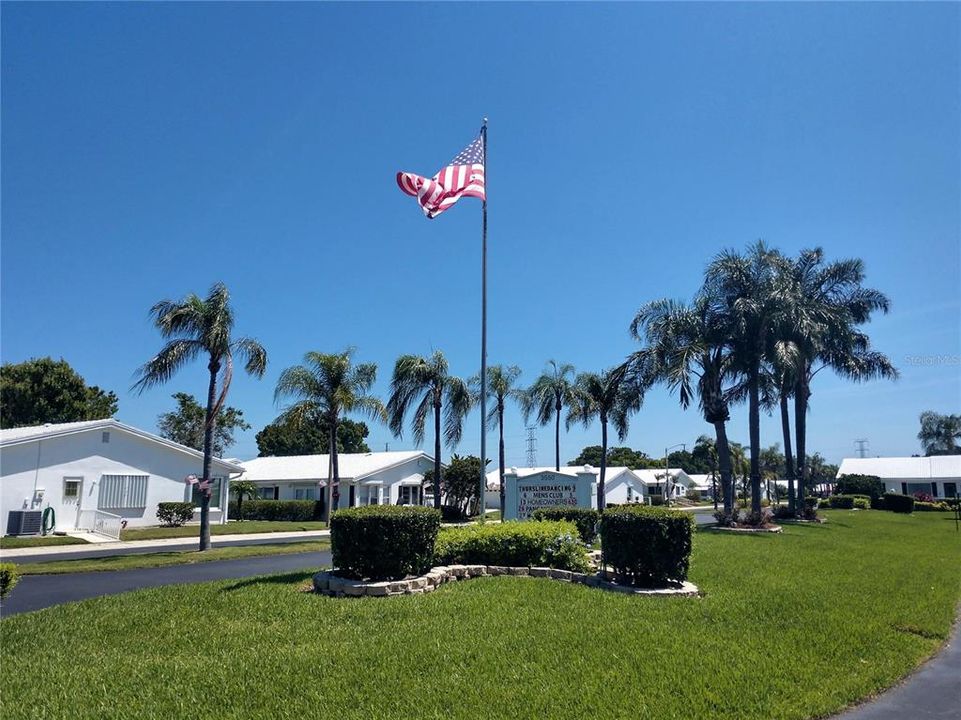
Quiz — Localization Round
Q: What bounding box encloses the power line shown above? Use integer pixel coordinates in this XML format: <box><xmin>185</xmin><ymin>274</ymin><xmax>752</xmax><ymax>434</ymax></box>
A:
<box><xmin>525</xmin><ymin>426</ymin><xmax>537</xmax><ymax>468</ymax></box>
<box><xmin>854</xmin><ymin>439</ymin><xmax>869</xmax><ymax>458</ymax></box>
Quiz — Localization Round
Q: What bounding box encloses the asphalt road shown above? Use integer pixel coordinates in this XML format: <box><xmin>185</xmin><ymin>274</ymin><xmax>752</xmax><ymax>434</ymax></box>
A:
<box><xmin>0</xmin><ymin>549</ymin><xmax>331</xmax><ymax>617</ymax></box>
<box><xmin>9</xmin><ymin>534</ymin><xmax>328</xmax><ymax>564</ymax></box>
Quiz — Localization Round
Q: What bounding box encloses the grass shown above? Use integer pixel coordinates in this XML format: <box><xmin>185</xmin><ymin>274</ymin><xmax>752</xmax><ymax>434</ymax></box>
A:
<box><xmin>14</xmin><ymin>541</ymin><xmax>331</xmax><ymax>575</ymax></box>
<box><xmin>0</xmin><ymin>535</ymin><xmax>89</xmax><ymax>549</ymax></box>
<box><xmin>2</xmin><ymin>511</ymin><xmax>960</xmax><ymax>720</ymax></box>
<box><xmin>120</xmin><ymin>519</ymin><xmax>328</xmax><ymax>541</ymax></box>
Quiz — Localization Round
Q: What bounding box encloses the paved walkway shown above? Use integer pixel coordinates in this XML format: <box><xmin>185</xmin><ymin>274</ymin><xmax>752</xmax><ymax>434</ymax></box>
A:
<box><xmin>0</xmin><ymin>549</ymin><xmax>331</xmax><ymax>617</ymax></box>
<box><xmin>2</xmin><ymin>529</ymin><xmax>331</xmax><ymax>563</ymax></box>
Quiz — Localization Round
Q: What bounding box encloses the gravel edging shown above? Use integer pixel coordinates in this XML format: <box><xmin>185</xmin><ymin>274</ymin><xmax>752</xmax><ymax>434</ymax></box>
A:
<box><xmin>313</xmin><ymin>564</ymin><xmax>699</xmax><ymax>598</ymax></box>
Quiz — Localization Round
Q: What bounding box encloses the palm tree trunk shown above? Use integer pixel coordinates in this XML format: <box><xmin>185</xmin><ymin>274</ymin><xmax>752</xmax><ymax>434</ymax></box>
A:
<box><xmin>794</xmin><ymin>368</ymin><xmax>809</xmax><ymax>504</ymax></box>
<box><xmin>329</xmin><ymin>421</ymin><xmax>340</xmax><ymax>513</ymax></box>
<box><xmin>554</xmin><ymin>399</ymin><xmax>561</xmax><ymax>471</ymax></box>
<box><xmin>713</xmin><ymin>421</ymin><xmax>734</xmax><ymax>516</ymax></box>
<box><xmin>598</xmin><ymin>416</ymin><xmax>608</xmax><ymax>512</ymax></box>
<box><xmin>199</xmin><ymin>360</ymin><xmax>219</xmax><ymax>552</ymax></box>
<box><xmin>433</xmin><ymin>399</ymin><xmax>442</xmax><ymax>509</ymax></box>
<box><xmin>498</xmin><ymin>401</ymin><xmax>505</xmax><ymax>513</ymax></box>
<box><xmin>749</xmin><ymin>367</ymin><xmax>762</xmax><ymax>514</ymax></box>
<box><xmin>780</xmin><ymin>392</ymin><xmax>796</xmax><ymax>513</ymax></box>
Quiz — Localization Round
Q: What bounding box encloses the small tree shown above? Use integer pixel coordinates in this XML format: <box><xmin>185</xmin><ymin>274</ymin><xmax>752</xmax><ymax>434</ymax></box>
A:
<box><xmin>425</xmin><ymin>454</ymin><xmax>486</xmax><ymax>515</ymax></box>
<box><xmin>157</xmin><ymin>392</ymin><xmax>250</xmax><ymax>456</ymax></box>
<box><xmin>230</xmin><ymin>479</ymin><xmax>260</xmax><ymax>520</ymax></box>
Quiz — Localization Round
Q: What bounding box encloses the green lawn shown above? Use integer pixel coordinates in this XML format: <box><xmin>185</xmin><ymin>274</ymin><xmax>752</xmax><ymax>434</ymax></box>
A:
<box><xmin>0</xmin><ymin>535</ymin><xmax>89</xmax><ymax>549</ymax></box>
<box><xmin>3</xmin><ymin>511</ymin><xmax>960</xmax><ymax>720</ymax></box>
<box><xmin>120</xmin><ymin>520</ymin><xmax>328</xmax><ymax>541</ymax></box>
<box><xmin>15</xmin><ymin>540</ymin><xmax>331</xmax><ymax>575</ymax></box>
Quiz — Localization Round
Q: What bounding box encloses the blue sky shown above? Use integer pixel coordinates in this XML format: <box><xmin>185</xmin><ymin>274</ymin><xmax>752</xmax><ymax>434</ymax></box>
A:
<box><xmin>2</xmin><ymin>3</ymin><xmax>958</xmax><ymax>465</ymax></box>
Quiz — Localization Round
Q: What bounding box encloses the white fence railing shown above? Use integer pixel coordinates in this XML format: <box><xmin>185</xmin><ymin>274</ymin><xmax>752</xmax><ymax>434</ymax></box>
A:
<box><xmin>76</xmin><ymin>509</ymin><xmax>123</xmax><ymax>540</ymax></box>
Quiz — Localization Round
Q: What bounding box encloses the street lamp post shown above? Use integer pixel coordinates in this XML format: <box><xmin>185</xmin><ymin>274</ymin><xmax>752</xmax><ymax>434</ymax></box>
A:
<box><xmin>664</xmin><ymin>443</ymin><xmax>686</xmax><ymax>506</ymax></box>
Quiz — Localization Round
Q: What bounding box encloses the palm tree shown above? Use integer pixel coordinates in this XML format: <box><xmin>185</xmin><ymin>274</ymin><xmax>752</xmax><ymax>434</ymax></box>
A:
<box><xmin>918</xmin><ymin>411</ymin><xmax>961</xmax><ymax>456</ymax></box>
<box><xmin>472</xmin><ymin>365</ymin><xmax>523</xmax><ymax>513</ymax></box>
<box><xmin>627</xmin><ymin>297</ymin><xmax>741</xmax><ymax>517</ymax></box>
<box><xmin>229</xmin><ymin>479</ymin><xmax>260</xmax><ymax>521</ymax></box>
<box><xmin>566</xmin><ymin>367</ymin><xmax>643</xmax><ymax>512</ymax></box>
<box><xmin>774</xmin><ymin>249</ymin><xmax>897</xmax><ymax>504</ymax></box>
<box><xmin>133</xmin><ymin>282</ymin><xmax>267</xmax><ymax>551</ymax></box>
<box><xmin>387</xmin><ymin>351</ymin><xmax>471</xmax><ymax>509</ymax></box>
<box><xmin>523</xmin><ymin>360</ymin><xmax>576</xmax><ymax>471</ymax></box>
<box><xmin>274</xmin><ymin>349</ymin><xmax>385</xmax><ymax>521</ymax></box>
<box><xmin>703</xmin><ymin>242</ymin><xmax>784</xmax><ymax>515</ymax></box>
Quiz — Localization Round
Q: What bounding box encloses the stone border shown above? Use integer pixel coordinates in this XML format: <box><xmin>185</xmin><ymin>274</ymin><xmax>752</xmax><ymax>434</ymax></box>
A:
<box><xmin>710</xmin><ymin>524</ymin><xmax>783</xmax><ymax>534</ymax></box>
<box><xmin>780</xmin><ymin>517</ymin><xmax>827</xmax><ymax>524</ymax></box>
<box><xmin>313</xmin><ymin>564</ymin><xmax>699</xmax><ymax>598</ymax></box>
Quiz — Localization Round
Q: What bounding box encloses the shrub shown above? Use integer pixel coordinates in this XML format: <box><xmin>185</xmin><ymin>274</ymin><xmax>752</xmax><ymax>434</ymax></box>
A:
<box><xmin>835</xmin><ymin>474</ymin><xmax>885</xmax><ymax>501</ymax></box>
<box><xmin>685</xmin><ymin>488</ymin><xmax>702</xmax><ymax>502</ymax></box>
<box><xmin>650</xmin><ymin>495</ymin><xmax>665</xmax><ymax>506</ymax></box>
<box><xmin>818</xmin><ymin>499</ymin><xmax>832</xmax><ymax>509</ymax></box>
<box><xmin>439</xmin><ymin>505</ymin><xmax>469</xmax><ymax>523</ymax></box>
<box><xmin>853</xmin><ymin>498</ymin><xmax>870</xmax><ymax>510</ymax></box>
<box><xmin>739</xmin><ymin>509</ymin><xmax>774</xmax><ymax>527</ymax></box>
<box><xmin>914</xmin><ymin>501</ymin><xmax>951</xmax><ymax>512</ymax></box>
<box><xmin>828</xmin><ymin>495</ymin><xmax>855</xmax><ymax>510</ymax></box>
<box><xmin>433</xmin><ymin>520</ymin><xmax>590</xmax><ymax>572</ymax></box>
<box><xmin>156</xmin><ymin>502</ymin><xmax>195</xmax><ymax>527</ymax></box>
<box><xmin>773</xmin><ymin>505</ymin><xmax>795</xmax><ymax>520</ymax></box>
<box><xmin>330</xmin><ymin>505</ymin><xmax>440</xmax><ymax>581</ymax></box>
<box><xmin>227</xmin><ymin>500</ymin><xmax>320</xmax><ymax>522</ymax></box>
<box><xmin>530</xmin><ymin>506</ymin><xmax>599</xmax><ymax>544</ymax></box>
<box><xmin>870</xmin><ymin>496</ymin><xmax>886</xmax><ymax>511</ymax></box>
<box><xmin>0</xmin><ymin>563</ymin><xmax>19</xmax><ymax>598</ymax></box>
<box><xmin>883</xmin><ymin>493</ymin><xmax>915</xmax><ymax>514</ymax></box>
<box><xmin>600</xmin><ymin>505</ymin><xmax>694</xmax><ymax>587</ymax></box>
<box><xmin>912</xmin><ymin>491</ymin><xmax>935</xmax><ymax>504</ymax></box>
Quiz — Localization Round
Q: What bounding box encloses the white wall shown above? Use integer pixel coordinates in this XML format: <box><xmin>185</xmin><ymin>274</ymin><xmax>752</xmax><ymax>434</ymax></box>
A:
<box><xmin>1</xmin><ymin>429</ymin><xmax>235</xmax><ymax>531</ymax></box>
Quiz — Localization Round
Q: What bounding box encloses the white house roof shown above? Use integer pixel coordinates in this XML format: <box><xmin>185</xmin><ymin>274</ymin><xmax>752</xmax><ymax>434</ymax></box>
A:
<box><xmin>836</xmin><ymin>456</ymin><xmax>961</xmax><ymax>480</ymax></box>
<box><xmin>633</xmin><ymin>468</ymin><xmax>693</xmax><ymax>487</ymax></box>
<box><xmin>240</xmin><ymin>451</ymin><xmax>431</xmax><ymax>483</ymax></box>
<box><xmin>0</xmin><ymin>419</ymin><xmax>245</xmax><ymax>473</ymax></box>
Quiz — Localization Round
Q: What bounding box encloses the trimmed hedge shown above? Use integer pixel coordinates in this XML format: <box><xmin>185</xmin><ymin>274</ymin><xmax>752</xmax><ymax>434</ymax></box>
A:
<box><xmin>330</xmin><ymin>505</ymin><xmax>440</xmax><ymax>581</ymax></box>
<box><xmin>853</xmin><ymin>498</ymin><xmax>870</xmax><ymax>510</ymax></box>
<box><xmin>0</xmin><ymin>563</ymin><xmax>19</xmax><ymax>598</ymax></box>
<box><xmin>227</xmin><ymin>500</ymin><xmax>321</xmax><ymax>522</ymax></box>
<box><xmin>835</xmin><ymin>474</ymin><xmax>885</xmax><ymax>501</ymax></box>
<box><xmin>433</xmin><ymin>520</ymin><xmax>590</xmax><ymax>572</ymax></box>
<box><xmin>870</xmin><ymin>496</ymin><xmax>886</xmax><ymax>511</ymax></box>
<box><xmin>883</xmin><ymin>493</ymin><xmax>915</xmax><ymax>514</ymax></box>
<box><xmin>156</xmin><ymin>502</ymin><xmax>195</xmax><ymax>527</ymax></box>
<box><xmin>600</xmin><ymin>505</ymin><xmax>694</xmax><ymax>587</ymax></box>
<box><xmin>530</xmin><ymin>506</ymin><xmax>600</xmax><ymax>544</ymax></box>
<box><xmin>828</xmin><ymin>495</ymin><xmax>856</xmax><ymax>510</ymax></box>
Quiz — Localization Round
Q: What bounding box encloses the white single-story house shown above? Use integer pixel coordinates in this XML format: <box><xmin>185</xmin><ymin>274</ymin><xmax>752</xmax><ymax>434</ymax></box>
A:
<box><xmin>686</xmin><ymin>473</ymin><xmax>719</xmax><ymax>500</ymax></box>
<box><xmin>836</xmin><ymin>456</ymin><xmax>961</xmax><ymax>499</ymax></box>
<box><xmin>239</xmin><ymin>451</ymin><xmax>436</xmax><ymax>511</ymax></box>
<box><xmin>1</xmin><ymin>419</ymin><xmax>244</xmax><ymax>537</ymax></box>
<box><xmin>486</xmin><ymin>466</ymin><xmax>690</xmax><ymax>508</ymax></box>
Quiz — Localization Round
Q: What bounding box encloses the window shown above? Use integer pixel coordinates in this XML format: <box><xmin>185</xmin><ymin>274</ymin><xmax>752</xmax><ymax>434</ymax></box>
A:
<box><xmin>904</xmin><ymin>482</ymin><xmax>934</xmax><ymax>498</ymax></box>
<box><xmin>294</xmin><ymin>487</ymin><xmax>316</xmax><ymax>501</ymax></box>
<box><xmin>398</xmin><ymin>486</ymin><xmax>419</xmax><ymax>505</ymax></box>
<box><xmin>63</xmin><ymin>478</ymin><xmax>81</xmax><ymax>500</ymax></box>
<box><xmin>99</xmin><ymin>475</ymin><xmax>149</xmax><ymax>509</ymax></box>
<box><xmin>258</xmin><ymin>486</ymin><xmax>278</xmax><ymax>500</ymax></box>
<box><xmin>945</xmin><ymin>483</ymin><xmax>958</xmax><ymax>499</ymax></box>
<box><xmin>102</xmin><ymin>431</ymin><xmax>110</xmax><ymax>444</ymax></box>
<box><xmin>191</xmin><ymin>477</ymin><xmax>223</xmax><ymax>508</ymax></box>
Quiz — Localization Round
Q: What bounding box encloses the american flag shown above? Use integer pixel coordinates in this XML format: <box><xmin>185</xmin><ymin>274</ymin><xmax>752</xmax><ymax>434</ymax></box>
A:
<box><xmin>396</xmin><ymin>134</ymin><xmax>485</xmax><ymax>219</ymax></box>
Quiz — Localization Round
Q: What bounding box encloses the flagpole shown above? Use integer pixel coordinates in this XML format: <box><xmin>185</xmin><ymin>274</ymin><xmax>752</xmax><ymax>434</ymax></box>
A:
<box><xmin>479</xmin><ymin>117</ymin><xmax>488</xmax><ymax>520</ymax></box>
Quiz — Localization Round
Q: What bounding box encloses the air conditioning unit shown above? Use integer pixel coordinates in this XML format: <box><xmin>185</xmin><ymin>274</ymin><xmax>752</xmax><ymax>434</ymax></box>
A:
<box><xmin>6</xmin><ymin>510</ymin><xmax>43</xmax><ymax>536</ymax></box>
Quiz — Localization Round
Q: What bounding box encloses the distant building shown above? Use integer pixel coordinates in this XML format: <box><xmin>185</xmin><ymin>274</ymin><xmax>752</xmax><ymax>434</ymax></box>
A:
<box><xmin>836</xmin><ymin>456</ymin><xmax>960</xmax><ymax>499</ymax></box>
<box><xmin>239</xmin><ymin>451</ymin><xmax>436</xmax><ymax>511</ymax></box>
<box><xmin>1</xmin><ymin>419</ymin><xmax>243</xmax><ymax>537</ymax></box>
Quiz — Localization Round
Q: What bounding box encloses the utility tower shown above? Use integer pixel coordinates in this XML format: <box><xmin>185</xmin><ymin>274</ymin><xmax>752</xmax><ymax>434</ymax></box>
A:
<box><xmin>525</xmin><ymin>426</ymin><xmax>537</xmax><ymax>468</ymax></box>
<box><xmin>854</xmin><ymin>439</ymin><xmax>869</xmax><ymax>458</ymax></box>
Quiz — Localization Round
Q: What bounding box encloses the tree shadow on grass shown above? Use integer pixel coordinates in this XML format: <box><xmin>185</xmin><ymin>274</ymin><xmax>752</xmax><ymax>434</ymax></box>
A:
<box><xmin>219</xmin><ymin>571</ymin><xmax>316</xmax><ymax>593</ymax></box>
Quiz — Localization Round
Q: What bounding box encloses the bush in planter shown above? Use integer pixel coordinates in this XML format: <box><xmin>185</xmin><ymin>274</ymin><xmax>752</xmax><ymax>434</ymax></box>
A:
<box><xmin>330</xmin><ymin>505</ymin><xmax>440</xmax><ymax>581</ymax></box>
<box><xmin>0</xmin><ymin>563</ymin><xmax>19</xmax><ymax>599</ymax></box>
<box><xmin>883</xmin><ymin>493</ymin><xmax>915</xmax><ymax>514</ymax></box>
<box><xmin>433</xmin><ymin>521</ymin><xmax>590</xmax><ymax>572</ymax></box>
<box><xmin>156</xmin><ymin>502</ymin><xmax>195</xmax><ymax>527</ymax></box>
<box><xmin>601</xmin><ymin>505</ymin><xmax>694</xmax><ymax>587</ymax></box>
<box><xmin>227</xmin><ymin>500</ymin><xmax>320</xmax><ymax>522</ymax></box>
<box><xmin>530</xmin><ymin>506</ymin><xmax>599</xmax><ymax>544</ymax></box>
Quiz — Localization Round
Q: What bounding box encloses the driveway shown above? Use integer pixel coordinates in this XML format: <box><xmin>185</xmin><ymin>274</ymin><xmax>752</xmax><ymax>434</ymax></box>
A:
<box><xmin>0</xmin><ymin>549</ymin><xmax>331</xmax><ymax>617</ymax></box>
